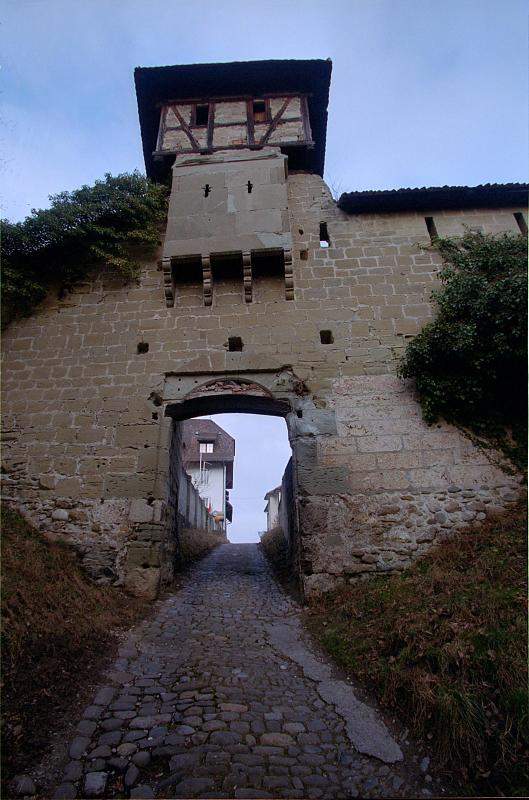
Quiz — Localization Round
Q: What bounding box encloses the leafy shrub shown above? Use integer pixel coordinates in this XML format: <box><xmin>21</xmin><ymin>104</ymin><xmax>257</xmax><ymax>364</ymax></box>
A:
<box><xmin>1</xmin><ymin>172</ymin><xmax>168</xmax><ymax>326</ymax></box>
<box><xmin>398</xmin><ymin>230</ymin><xmax>527</xmax><ymax>467</ymax></box>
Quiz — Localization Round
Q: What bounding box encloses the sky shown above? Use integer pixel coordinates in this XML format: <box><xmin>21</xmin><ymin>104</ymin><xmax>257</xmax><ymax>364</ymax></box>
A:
<box><xmin>2</xmin><ymin>0</ymin><xmax>527</xmax><ymax>539</ymax></box>
<box><xmin>200</xmin><ymin>414</ymin><xmax>291</xmax><ymax>543</ymax></box>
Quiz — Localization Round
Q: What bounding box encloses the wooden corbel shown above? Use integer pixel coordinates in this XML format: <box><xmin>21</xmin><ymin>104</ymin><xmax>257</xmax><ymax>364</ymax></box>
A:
<box><xmin>284</xmin><ymin>249</ymin><xmax>294</xmax><ymax>301</ymax></box>
<box><xmin>162</xmin><ymin>256</ymin><xmax>174</xmax><ymax>307</ymax></box>
<box><xmin>202</xmin><ymin>255</ymin><xmax>212</xmax><ymax>306</ymax></box>
<box><xmin>242</xmin><ymin>251</ymin><xmax>253</xmax><ymax>303</ymax></box>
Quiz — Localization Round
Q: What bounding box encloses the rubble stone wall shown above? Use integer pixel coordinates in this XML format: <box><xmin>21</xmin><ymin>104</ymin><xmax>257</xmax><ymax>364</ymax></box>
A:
<box><xmin>1</xmin><ymin>165</ymin><xmax>524</xmax><ymax>597</ymax></box>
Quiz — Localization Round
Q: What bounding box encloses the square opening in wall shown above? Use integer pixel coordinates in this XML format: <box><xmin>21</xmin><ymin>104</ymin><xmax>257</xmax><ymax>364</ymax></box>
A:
<box><xmin>228</xmin><ymin>336</ymin><xmax>243</xmax><ymax>352</ymax></box>
<box><xmin>211</xmin><ymin>252</ymin><xmax>243</xmax><ymax>281</ymax></box>
<box><xmin>172</xmin><ymin>255</ymin><xmax>203</xmax><ymax>285</ymax></box>
<box><xmin>320</xmin><ymin>330</ymin><xmax>334</xmax><ymax>345</ymax></box>
<box><xmin>252</xmin><ymin>249</ymin><xmax>284</xmax><ymax>278</ymax></box>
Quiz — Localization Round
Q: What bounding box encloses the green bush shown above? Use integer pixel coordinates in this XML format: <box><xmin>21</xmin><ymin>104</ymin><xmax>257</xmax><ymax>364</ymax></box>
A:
<box><xmin>1</xmin><ymin>172</ymin><xmax>168</xmax><ymax>326</ymax></box>
<box><xmin>398</xmin><ymin>229</ymin><xmax>527</xmax><ymax>467</ymax></box>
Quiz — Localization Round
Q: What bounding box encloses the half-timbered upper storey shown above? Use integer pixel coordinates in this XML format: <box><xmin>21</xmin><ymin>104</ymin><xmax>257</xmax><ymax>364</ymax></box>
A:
<box><xmin>156</xmin><ymin>94</ymin><xmax>312</xmax><ymax>157</ymax></box>
<box><xmin>135</xmin><ymin>59</ymin><xmax>332</xmax><ymax>180</ymax></box>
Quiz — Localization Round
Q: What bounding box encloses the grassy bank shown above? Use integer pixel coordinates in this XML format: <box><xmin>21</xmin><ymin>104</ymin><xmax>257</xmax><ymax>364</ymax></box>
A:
<box><xmin>178</xmin><ymin>527</ymin><xmax>228</xmax><ymax>567</ymax></box>
<box><xmin>307</xmin><ymin>503</ymin><xmax>528</xmax><ymax>796</ymax></box>
<box><xmin>1</xmin><ymin>507</ymin><xmax>148</xmax><ymax>784</ymax></box>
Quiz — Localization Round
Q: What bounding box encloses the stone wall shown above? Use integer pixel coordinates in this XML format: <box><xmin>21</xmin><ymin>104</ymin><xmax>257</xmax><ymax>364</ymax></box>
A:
<box><xmin>1</xmin><ymin>163</ymin><xmax>525</xmax><ymax>597</ymax></box>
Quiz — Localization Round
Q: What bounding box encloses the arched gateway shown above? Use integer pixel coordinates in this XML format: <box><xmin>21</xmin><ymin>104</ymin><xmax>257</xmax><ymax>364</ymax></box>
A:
<box><xmin>123</xmin><ymin>370</ymin><xmax>338</xmax><ymax>599</ymax></box>
<box><xmin>1</xmin><ymin>59</ymin><xmax>523</xmax><ymax>600</ymax></box>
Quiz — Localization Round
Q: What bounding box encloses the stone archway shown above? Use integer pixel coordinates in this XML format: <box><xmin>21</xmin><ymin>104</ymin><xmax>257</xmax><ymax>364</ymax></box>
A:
<box><xmin>124</xmin><ymin>368</ymin><xmax>338</xmax><ymax>599</ymax></box>
<box><xmin>166</xmin><ymin>377</ymin><xmax>291</xmax><ymax>420</ymax></box>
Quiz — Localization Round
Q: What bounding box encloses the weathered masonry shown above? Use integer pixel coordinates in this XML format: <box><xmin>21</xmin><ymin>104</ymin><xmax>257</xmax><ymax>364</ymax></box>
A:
<box><xmin>2</xmin><ymin>59</ymin><xmax>527</xmax><ymax>598</ymax></box>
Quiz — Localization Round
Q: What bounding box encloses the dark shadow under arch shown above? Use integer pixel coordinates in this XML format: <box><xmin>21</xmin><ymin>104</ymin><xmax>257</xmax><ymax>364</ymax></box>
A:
<box><xmin>165</xmin><ymin>394</ymin><xmax>291</xmax><ymax>420</ymax></box>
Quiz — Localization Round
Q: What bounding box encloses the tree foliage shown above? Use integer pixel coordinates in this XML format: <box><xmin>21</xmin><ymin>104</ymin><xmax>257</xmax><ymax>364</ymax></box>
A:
<box><xmin>1</xmin><ymin>172</ymin><xmax>168</xmax><ymax>326</ymax></box>
<box><xmin>399</xmin><ymin>229</ymin><xmax>527</xmax><ymax>466</ymax></box>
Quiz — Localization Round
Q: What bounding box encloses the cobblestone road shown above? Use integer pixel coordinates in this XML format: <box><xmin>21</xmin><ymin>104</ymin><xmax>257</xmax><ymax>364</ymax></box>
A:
<box><xmin>52</xmin><ymin>544</ymin><xmax>431</xmax><ymax>799</ymax></box>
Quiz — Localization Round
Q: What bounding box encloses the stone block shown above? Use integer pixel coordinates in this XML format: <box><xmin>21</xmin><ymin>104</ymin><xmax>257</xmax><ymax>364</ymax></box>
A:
<box><xmin>129</xmin><ymin>499</ymin><xmax>154</xmax><ymax>524</ymax></box>
<box><xmin>124</xmin><ymin>567</ymin><xmax>161</xmax><ymax>600</ymax></box>
<box><xmin>126</xmin><ymin>543</ymin><xmax>162</xmax><ymax>569</ymax></box>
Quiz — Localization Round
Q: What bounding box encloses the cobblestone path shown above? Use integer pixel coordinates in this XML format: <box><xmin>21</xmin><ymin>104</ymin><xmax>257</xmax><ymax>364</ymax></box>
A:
<box><xmin>52</xmin><ymin>544</ymin><xmax>430</xmax><ymax>799</ymax></box>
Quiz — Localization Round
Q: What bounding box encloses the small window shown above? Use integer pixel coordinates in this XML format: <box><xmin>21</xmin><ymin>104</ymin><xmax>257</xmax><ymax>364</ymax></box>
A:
<box><xmin>199</xmin><ymin>442</ymin><xmax>214</xmax><ymax>454</ymax></box>
<box><xmin>253</xmin><ymin>100</ymin><xmax>267</xmax><ymax>123</ymax></box>
<box><xmin>319</xmin><ymin>222</ymin><xmax>330</xmax><ymax>248</ymax></box>
<box><xmin>195</xmin><ymin>104</ymin><xmax>209</xmax><ymax>126</ymax></box>
<box><xmin>320</xmin><ymin>330</ymin><xmax>334</xmax><ymax>344</ymax></box>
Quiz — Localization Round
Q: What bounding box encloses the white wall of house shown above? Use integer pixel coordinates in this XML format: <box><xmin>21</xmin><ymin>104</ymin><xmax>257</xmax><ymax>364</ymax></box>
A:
<box><xmin>266</xmin><ymin>491</ymin><xmax>281</xmax><ymax>530</ymax></box>
<box><xmin>187</xmin><ymin>462</ymin><xmax>226</xmax><ymax>521</ymax></box>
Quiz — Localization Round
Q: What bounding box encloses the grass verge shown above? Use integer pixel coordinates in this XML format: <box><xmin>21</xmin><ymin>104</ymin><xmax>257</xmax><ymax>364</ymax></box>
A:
<box><xmin>306</xmin><ymin>503</ymin><xmax>528</xmax><ymax>796</ymax></box>
<box><xmin>1</xmin><ymin>506</ymin><xmax>148</xmax><ymax>785</ymax></box>
<box><xmin>178</xmin><ymin>527</ymin><xmax>228</xmax><ymax>567</ymax></box>
<box><xmin>259</xmin><ymin>526</ymin><xmax>301</xmax><ymax>598</ymax></box>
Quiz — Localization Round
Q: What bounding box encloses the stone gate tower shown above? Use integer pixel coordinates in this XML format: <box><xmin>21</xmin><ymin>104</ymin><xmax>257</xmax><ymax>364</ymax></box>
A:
<box><xmin>135</xmin><ymin>59</ymin><xmax>331</xmax><ymax>306</ymax></box>
<box><xmin>2</xmin><ymin>59</ymin><xmax>524</xmax><ymax>599</ymax></box>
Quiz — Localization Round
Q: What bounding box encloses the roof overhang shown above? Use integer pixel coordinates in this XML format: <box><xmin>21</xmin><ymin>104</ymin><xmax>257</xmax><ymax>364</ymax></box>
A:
<box><xmin>135</xmin><ymin>58</ymin><xmax>332</xmax><ymax>180</ymax></box>
<box><xmin>338</xmin><ymin>183</ymin><xmax>528</xmax><ymax>215</ymax></box>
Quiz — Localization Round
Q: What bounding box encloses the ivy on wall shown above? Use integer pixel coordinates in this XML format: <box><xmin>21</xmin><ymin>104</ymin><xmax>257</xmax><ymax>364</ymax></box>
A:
<box><xmin>1</xmin><ymin>172</ymin><xmax>168</xmax><ymax>327</ymax></box>
<box><xmin>399</xmin><ymin>229</ymin><xmax>527</xmax><ymax>468</ymax></box>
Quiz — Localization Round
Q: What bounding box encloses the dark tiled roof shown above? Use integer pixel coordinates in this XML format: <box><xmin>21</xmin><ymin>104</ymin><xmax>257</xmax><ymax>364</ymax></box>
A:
<box><xmin>182</xmin><ymin>419</ymin><xmax>235</xmax><ymax>488</ymax></box>
<box><xmin>337</xmin><ymin>183</ymin><xmax>528</xmax><ymax>214</ymax></box>
<box><xmin>134</xmin><ymin>58</ymin><xmax>332</xmax><ymax>180</ymax></box>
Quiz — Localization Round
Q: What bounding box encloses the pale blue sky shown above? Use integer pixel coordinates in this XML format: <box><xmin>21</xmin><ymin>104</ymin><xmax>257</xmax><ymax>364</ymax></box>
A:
<box><xmin>2</xmin><ymin>0</ymin><xmax>527</xmax><ymax>540</ymax></box>
<box><xmin>2</xmin><ymin>0</ymin><xmax>527</xmax><ymax>221</ymax></box>
<box><xmin>202</xmin><ymin>415</ymin><xmax>291</xmax><ymax>543</ymax></box>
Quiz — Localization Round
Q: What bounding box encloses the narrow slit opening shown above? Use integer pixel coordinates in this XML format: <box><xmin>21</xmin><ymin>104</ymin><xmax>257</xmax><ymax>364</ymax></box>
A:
<box><xmin>425</xmin><ymin>216</ymin><xmax>438</xmax><ymax>242</ymax></box>
<box><xmin>319</xmin><ymin>222</ymin><xmax>330</xmax><ymax>248</ymax></box>
<box><xmin>514</xmin><ymin>212</ymin><xmax>528</xmax><ymax>235</ymax></box>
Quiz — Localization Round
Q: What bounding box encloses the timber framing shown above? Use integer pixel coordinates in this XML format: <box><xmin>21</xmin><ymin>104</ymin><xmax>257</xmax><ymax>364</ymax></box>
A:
<box><xmin>135</xmin><ymin>59</ymin><xmax>331</xmax><ymax>179</ymax></box>
<box><xmin>153</xmin><ymin>94</ymin><xmax>312</xmax><ymax>161</ymax></box>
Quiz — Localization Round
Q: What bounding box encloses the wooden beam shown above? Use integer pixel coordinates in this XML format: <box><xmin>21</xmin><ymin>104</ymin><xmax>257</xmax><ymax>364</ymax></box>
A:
<box><xmin>156</xmin><ymin>93</ymin><xmax>307</xmax><ymax>108</ymax></box>
<box><xmin>170</xmin><ymin>105</ymin><xmax>200</xmax><ymax>150</ymax></box>
<box><xmin>301</xmin><ymin>95</ymin><xmax>313</xmax><ymax>145</ymax></box>
<box><xmin>156</xmin><ymin>106</ymin><xmax>167</xmax><ymax>152</ymax></box>
<box><xmin>246</xmin><ymin>100</ymin><xmax>255</xmax><ymax>146</ymax></box>
<box><xmin>259</xmin><ymin>98</ymin><xmax>291</xmax><ymax>146</ymax></box>
<box><xmin>207</xmin><ymin>102</ymin><xmax>216</xmax><ymax>151</ymax></box>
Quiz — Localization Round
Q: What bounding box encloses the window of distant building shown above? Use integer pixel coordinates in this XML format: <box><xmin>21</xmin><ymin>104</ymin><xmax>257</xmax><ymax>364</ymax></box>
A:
<box><xmin>199</xmin><ymin>441</ymin><xmax>214</xmax><ymax>453</ymax></box>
